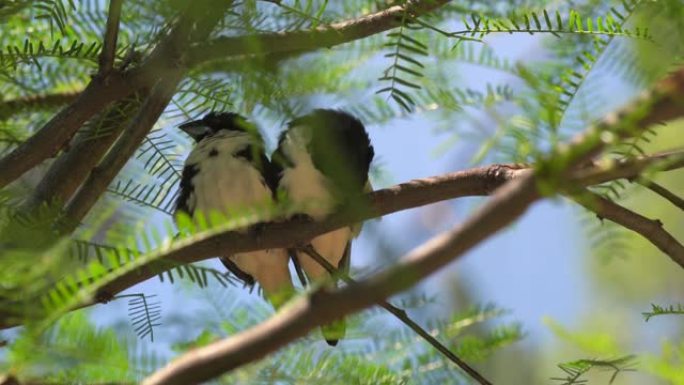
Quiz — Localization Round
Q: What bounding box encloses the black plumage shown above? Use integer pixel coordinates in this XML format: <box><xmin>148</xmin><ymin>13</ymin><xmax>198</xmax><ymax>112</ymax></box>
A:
<box><xmin>272</xmin><ymin>109</ymin><xmax>374</xmax><ymax>345</ymax></box>
<box><xmin>174</xmin><ymin>112</ymin><xmax>293</xmax><ymax>307</ymax></box>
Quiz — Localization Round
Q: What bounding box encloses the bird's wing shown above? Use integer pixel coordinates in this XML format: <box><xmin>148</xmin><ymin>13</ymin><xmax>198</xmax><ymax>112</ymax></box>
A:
<box><xmin>220</xmin><ymin>257</ymin><xmax>255</xmax><ymax>287</ymax></box>
<box><xmin>339</xmin><ymin>240</ymin><xmax>352</xmax><ymax>274</ymax></box>
<box><xmin>289</xmin><ymin>248</ymin><xmax>309</xmax><ymax>287</ymax></box>
<box><xmin>174</xmin><ymin>163</ymin><xmax>200</xmax><ymax>217</ymax></box>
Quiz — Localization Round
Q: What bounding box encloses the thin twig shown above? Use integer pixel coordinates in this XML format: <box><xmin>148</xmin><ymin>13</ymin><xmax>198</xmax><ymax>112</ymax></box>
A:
<box><xmin>572</xmin><ymin>190</ymin><xmax>684</xmax><ymax>268</ymax></box>
<box><xmin>99</xmin><ymin>0</ymin><xmax>124</xmax><ymax>75</ymax></box>
<box><xmin>635</xmin><ymin>178</ymin><xmax>684</xmax><ymax>211</ymax></box>
<box><xmin>572</xmin><ymin>149</ymin><xmax>684</xmax><ymax>186</ymax></box>
<box><xmin>299</xmin><ymin>245</ymin><xmax>493</xmax><ymax>385</ymax></box>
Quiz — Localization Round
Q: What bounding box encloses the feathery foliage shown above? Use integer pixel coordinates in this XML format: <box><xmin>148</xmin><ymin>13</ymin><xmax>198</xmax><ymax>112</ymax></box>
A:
<box><xmin>0</xmin><ymin>0</ymin><xmax>682</xmax><ymax>384</ymax></box>
<box><xmin>551</xmin><ymin>355</ymin><xmax>637</xmax><ymax>385</ymax></box>
<box><xmin>642</xmin><ymin>303</ymin><xmax>684</xmax><ymax>322</ymax></box>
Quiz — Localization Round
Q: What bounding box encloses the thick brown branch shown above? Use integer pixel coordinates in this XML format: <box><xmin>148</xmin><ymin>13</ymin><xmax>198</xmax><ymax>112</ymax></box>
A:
<box><xmin>0</xmin><ymin>1</ymin><xmax>230</xmax><ymax>189</ymax></box>
<box><xmin>187</xmin><ymin>0</ymin><xmax>450</xmax><ymax>66</ymax></box>
<box><xmin>0</xmin><ymin>74</ymin><xmax>135</xmax><ymax>188</ymax></box>
<box><xmin>98</xmin><ymin>0</ymin><xmax>124</xmax><ymax>74</ymax></box>
<box><xmin>572</xmin><ymin>190</ymin><xmax>684</xmax><ymax>268</ymax></box>
<box><xmin>139</xmin><ymin>70</ymin><xmax>684</xmax><ymax>384</ymax></box>
<box><xmin>141</xmin><ymin>172</ymin><xmax>540</xmax><ymax>385</ymax></box>
<box><xmin>0</xmin><ymin>92</ymin><xmax>80</xmax><ymax>120</ymax></box>
<box><xmin>299</xmin><ymin>245</ymin><xmax>492</xmax><ymax>385</ymax></box>
<box><xmin>23</xmin><ymin>95</ymin><xmax>144</xmax><ymax>209</ymax></box>
<box><xmin>0</xmin><ymin>150</ymin><xmax>681</xmax><ymax>330</ymax></box>
<box><xmin>61</xmin><ymin>77</ymin><xmax>182</xmax><ymax>228</ymax></box>
<box><xmin>58</xmin><ymin>0</ymin><xmax>234</xmax><ymax>227</ymax></box>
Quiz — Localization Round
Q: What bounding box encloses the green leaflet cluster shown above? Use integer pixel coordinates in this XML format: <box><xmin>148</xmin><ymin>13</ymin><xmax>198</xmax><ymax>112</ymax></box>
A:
<box><xmin>377</xmin><ymin>11</ymin><xmax>428</xmax><ymax>112</ymax></box>
<box><xmin>551</xmin><ymin>356</ymin><xmax>637</xmax><ymax>385</ymax></box>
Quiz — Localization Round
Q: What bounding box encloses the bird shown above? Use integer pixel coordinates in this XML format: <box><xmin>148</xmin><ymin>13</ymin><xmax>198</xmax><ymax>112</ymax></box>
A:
<box><xmin>174</xmin><ymin>112</ymin><xmax>294</xmax><ymax>309</ymax></box>
<box><xmin>272</xmin><ymin>109</ymin><xmax>374</xmax><ymax>345</ymax></box>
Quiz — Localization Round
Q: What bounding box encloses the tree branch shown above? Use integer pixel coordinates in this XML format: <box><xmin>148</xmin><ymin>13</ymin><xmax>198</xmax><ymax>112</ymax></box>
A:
<box><xmin>572</xmin><ymin>190</ymin><xmax>684</xmax><ymax>268</ymax></box>
<box><xmin>89</xmin><ymin>149</ymin><xmax>684</xmax><ymax>300</ymax></box>
<box><xmin>141</xmin><ymin>171</ymin><xmax>541</xmax><ymax>385</ymax></box>
<box><xmin>635</xmin><ymin>178</ymin><xmax>684</xmax><ymax>211</ymax></box>
<box><xmin>0</xmin><ymin>0</ymin><xmax>449</xmax><ymax>127</ymax></box>
<box><xmin>61</xmin><ymin>76</ymin><xmax>182</xmax><ymax>228</ymax></box>
<box><xmin>0</xmin><ymin>92</ymin><xmax>80</xmax><ymax>120</ymax></box>
<box><xmin>0</xmin><ymin>1</ymin><xmax>231</xmax><ymax>189</ymax></box>
<box><xmin>0</xmin><ymin>374</ymin><xmax>129</xmax><ymax>385</ymax></box>
<box><xmin>98</xmin><ymin>0</ymin><xmax>124</xmax><ymax>75</ymax></box>
<box><xmin>57</xmin><ymin>0</ymin><xmax>236</xmax><ymax>228</ymax></box>
<box><xmin>299</xmin><ymin>245</ymin><xmax>493</xmax><ymax>385</ymax></box>
<box><xmin>186</xmin><ymin>0</ymin><xmax>451</xmax><ymax>66</ymax></box>
<box><xmin>138</xmin><ymin>69</ymin><xmax>684</xmax><ymax>384</ymax></box>
<box><xmin>0</xmin><ymin>150</ymin><xmax>681</xmax><ymax>330</ymax></box>
<box><xmin>0</xmin><ymin>73</ymin><xmax>135</xmax><ymax>188</ymax></box>
<box><xmin>571</xmin><ymin>149</ymin><xmax>684</xmax><ymax>186</ymax></box>
<box><xmin>22</xmin><ymin>95</ymin><xmax>144</xmax><ymax>209</ymax></box>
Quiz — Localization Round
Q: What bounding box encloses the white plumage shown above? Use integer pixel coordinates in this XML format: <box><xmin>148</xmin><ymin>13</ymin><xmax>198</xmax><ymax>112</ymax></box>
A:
<box><xmin>277</xmin><ymin>129</ymin><xmax>352</xmax><ymax>283</ymax></box>
<box><xmin>273</xmin><ymin>109</ymin><xmax>374</xmax><ymax>345</ymax></box>
<box><xmin>178</xmin><ymin>122</ymin><xmax>293</xmax><ymax>308</ymax></box>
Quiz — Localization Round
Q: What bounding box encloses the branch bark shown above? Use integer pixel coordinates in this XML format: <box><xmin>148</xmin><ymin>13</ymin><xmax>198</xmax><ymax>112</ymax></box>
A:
<box><xmin>0</xmin><ymin>150</ymin><xmax>680</xmax><ymax>330</ymax></box>
<box><xmin>57</xmin><ymin>1</ymin><xmax>234</xmax><ymax>227</ymax></box>
<box><xmin>0</xmin><ymin>92</ymin><xmax>80</xmax><ymax>120</ymax></box>
<box><xmin>141</xmin><ymin>171</ymin><xmax>541</xmax><ymax>385</ymax></box>
<box><xmin>186</xmin><ymin>0</ymin><xmax>451</xmax><ymax>66</ymax></box>
<box><xmin>0</xmin><ymin>1</ymin><xmax>231</xmax><ymax>189</ymax></box>
<box><xmin>299</xmin><ymin>245</ymin><xmax>493</xmax><ymax>385</ymax></box>
<box><xmin>0</xmin><ymin>74</ymin><xmax>135</xmax><ymax>188</ymax></box>
<box><xmin>98</xmin><ymin>0</ymin><xmax>124</xmax><ymax>75</ymax></box>
<box><xmin>22</xmin><ymin>95</ymin><xmax>144</xmax><ymax>209</ymax></box>
<box><xmin>572</xmin><ymin>190</ymin><xmax>684</xmax><ymax>268</ymax></box>
<box><xmin>139</xmin><ymin>68</ymin><xmax>684</xmax><ymax>384</ymax></box>
<box><xmin>61</xmin><ymin>76</ymin><xmax>182</xmax><ymax>228</ymax></box>
<box><xmin>636</xmin><ymin>178</ymin><xmax>684</xmax><ymax>211</ymax></box>
<box><xmin>85</xmin><ymin>149</ymin><xmax>684</xmax><ymax>306</ymax></box>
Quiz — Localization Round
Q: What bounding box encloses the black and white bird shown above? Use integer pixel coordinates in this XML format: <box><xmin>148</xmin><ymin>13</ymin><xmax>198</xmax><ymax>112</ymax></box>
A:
<box><xmin>272</xmin><ymin>109</ymin><xmax>375</xmax><ymax>345</ymax></box>
<box><xmin>174</xmin><ymin>112</ymin><xmax>294</xmax><ymax>308</ymax></box>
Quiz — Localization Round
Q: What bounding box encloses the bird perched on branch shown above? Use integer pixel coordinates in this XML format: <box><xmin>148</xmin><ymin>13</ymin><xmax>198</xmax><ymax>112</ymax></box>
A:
<box><xmin>272</xmin><ymin>109</ymin><xmax>375</xmax><ymax>345</ymax></box>
<box><xmin>174</xmin><ymin>112</ymin><xmax>294</xmax><ymax>308</ymax></box>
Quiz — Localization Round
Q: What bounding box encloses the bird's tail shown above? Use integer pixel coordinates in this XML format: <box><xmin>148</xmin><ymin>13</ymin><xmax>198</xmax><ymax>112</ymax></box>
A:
<box><xmin>321</xmin><ymin>275</ymin><xmax>346</xmax><ymax>346</ymax></box>
<box><xmin>322</xmin><ymin>318</ymin><xmax>346</xmax><ymax>346</ymax></box>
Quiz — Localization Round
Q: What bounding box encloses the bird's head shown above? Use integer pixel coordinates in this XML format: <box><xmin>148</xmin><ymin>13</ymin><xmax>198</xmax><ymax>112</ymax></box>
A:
<box><xmin>179</xmin><ymin>112</ymin><xmax>253</xmax><ymax>143</ymax></box>
<box><xmin>279</xmin><ymin>109</ymin><xmax>374</xmax><ymax>190</ymax></box>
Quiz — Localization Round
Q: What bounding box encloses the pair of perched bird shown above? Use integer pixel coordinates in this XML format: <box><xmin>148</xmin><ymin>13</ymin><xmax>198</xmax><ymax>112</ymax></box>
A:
<box><xmin>174</xmin><ymin>109</ymin><xmax>374</xmax><ymax>345</ymax></box>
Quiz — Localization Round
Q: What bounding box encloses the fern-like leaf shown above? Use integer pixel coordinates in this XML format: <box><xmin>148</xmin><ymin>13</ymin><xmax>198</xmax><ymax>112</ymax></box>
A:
<box><xmin>107</xmin><ymin>179</ymin><xmax>177</xmax><ymax>215</ymax></box>
<box><xmin>551</xmin><ymin>355</ymin><xmax>637</xmax><ymax>384</ymax></box>
<box><xmin>116</xmin><ymin>293</ymin><xmax>162</xmax><ymax>342</ymax></box>
<box><xmin>377</xmin><ymin>11</ymin><xmax>428</xmax><ymax>112</ymax></box>
<box><xmin>643</xmin><ymin>303</ymin><xmax>684</xmax><ymax>321</ymax></box>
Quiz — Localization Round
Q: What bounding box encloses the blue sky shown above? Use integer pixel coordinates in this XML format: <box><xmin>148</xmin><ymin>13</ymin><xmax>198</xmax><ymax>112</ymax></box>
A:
<box><xmin>79</xmin><ymin>14</ymin><xmax>683</xmax><ymax>382</ymax></box>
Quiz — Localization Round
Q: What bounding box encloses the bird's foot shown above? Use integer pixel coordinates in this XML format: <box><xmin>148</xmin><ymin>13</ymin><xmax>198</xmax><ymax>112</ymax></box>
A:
<box><xmin>290</xmin><ymin>213</ymin><xmax>315</xmax><ymax>223</ymax></box>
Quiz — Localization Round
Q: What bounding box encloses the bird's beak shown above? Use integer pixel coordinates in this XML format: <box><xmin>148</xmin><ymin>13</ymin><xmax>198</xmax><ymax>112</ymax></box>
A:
<box><xmin>178</xmin><ymin>119</ymin><xmax>210</xmax><ymax>142</ymax></box>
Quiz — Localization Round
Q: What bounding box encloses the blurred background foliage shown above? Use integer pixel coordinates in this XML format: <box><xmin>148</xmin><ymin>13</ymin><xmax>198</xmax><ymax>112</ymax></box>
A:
<box><xmin>0</xmin><ymin>0</ymin><xmax>683</xmax><ymax>384</ymax></box>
